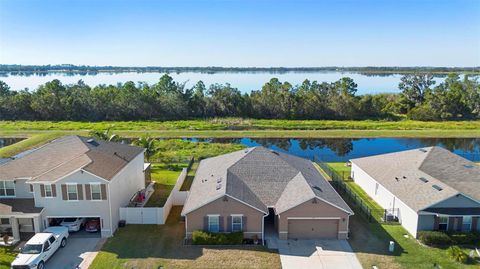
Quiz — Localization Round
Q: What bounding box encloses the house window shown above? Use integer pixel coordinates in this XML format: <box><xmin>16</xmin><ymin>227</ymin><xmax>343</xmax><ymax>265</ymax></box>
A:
<box><xmin>67</xmin><ymin>184</ymin><xmax>78</xmax><ymax>200</ymax></box>
<box><xmin>232</xmin><ymin>216</ymin><xmax>243</xmax><ymax>232</ymax></box>
<box><xmin>0</xmin><ymin>218</ymin><xmax>9</xmax><ymax>225</ymax></box>
<box><xmin>208</xmin><ymin>215</ymin><xmax>220</xmax><ymax>233</ymax></box>
<box><xmin>462</xmin><ymin>216</ymin><xmax>472</xmax><ymax>231</ymax></box>
<box><xmin>44</xmin><ymin>185</ymin><xmax>53</xmax><ymax>197</ymax></box>
<box><xmin>91</xmin><ymin>184</ymin><xmax>102</xmax><ymax>200</ymax></box>
<box><xmin>0</xmin><ymin>181</ymin><xmax>15</xmax><ymax>197</ymax></box>
<box><xmin>375</xmin><ymin>183</ymin><xmax>379</xmax><ymax>195</ymax></box>
<box><xmin>438</xmin><ymin>216</ymin><xmax>448</xmax><ymax>231</ymax></box>
<box><xmin>29</xmin><ymin>184</ymin><xmax>33</xmax><ymax>193</ymax></box>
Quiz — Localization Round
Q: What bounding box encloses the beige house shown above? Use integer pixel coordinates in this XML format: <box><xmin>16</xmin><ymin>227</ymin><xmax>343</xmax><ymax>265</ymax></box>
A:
<box><xmin>181</xmin><ymin>147</ymin><xmax>353</xmax><ymax>242</ymax></box>
<box><xmin>351</xmin><ymin>147</ymin><xmax>480</xmax><ymax>237</ymax></box>
<box><xmin>0</xmin><ymin>136</ymin><xmax>146</xmax><ymax>241</ymax></box>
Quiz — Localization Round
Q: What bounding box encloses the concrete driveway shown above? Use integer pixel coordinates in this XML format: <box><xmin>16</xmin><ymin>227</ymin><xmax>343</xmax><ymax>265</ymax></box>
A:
<box><xmin>278</xmin><ymin>239</ymin><xmax>362</xmax><ymax>269</ymax></box>
<box><xmin>45</xmin><ymin>236</ymin><xmax>102</xmax><ymax>269</ymax></box>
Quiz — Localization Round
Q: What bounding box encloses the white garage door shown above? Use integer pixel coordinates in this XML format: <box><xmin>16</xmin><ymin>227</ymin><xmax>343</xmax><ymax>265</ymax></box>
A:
<box><xmin>288</xmin><ymin>219</ymin><xmax>339</xmax><ymax>239</ymax></box>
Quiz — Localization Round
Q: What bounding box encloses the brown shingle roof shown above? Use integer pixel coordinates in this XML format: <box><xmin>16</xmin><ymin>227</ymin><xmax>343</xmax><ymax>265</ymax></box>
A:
<box><xmin>0</xmin><ymin>136</ymin><xmax>144</xmax><ymax>182</ymax></box>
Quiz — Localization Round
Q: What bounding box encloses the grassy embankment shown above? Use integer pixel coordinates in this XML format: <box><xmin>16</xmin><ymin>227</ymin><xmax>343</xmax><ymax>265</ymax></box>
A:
<box><xmin>144</xmin><ymin>139</ymin><xmax>244</xmax><ymax>206</ymax></box>
<box><xmin>324</xmin><ymin>162</ymin><xmax>480</xmax><ymax>269</ymax></box>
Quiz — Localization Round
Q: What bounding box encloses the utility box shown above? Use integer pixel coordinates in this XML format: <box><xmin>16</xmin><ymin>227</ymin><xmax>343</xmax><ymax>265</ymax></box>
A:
<box><xmin>389</xmin><ymin>241</ymin><xmax>395</xmax><ymax>252</ymax></box>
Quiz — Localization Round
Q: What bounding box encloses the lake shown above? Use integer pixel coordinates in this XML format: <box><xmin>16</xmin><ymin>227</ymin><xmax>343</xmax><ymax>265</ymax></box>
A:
<box><xmin>187</xmin><ymin>137</ymin><xmax>480</xmax><ymax>162</ymax></box>
<box><xmin>0</xmin><ymin>138</ymin><xmax>24</xmax><ymax>148</ymax></box>
<box><xmin>0</xmin><ymin>71</ymin><xmax>451</xmax><ymax>95</ymax></box>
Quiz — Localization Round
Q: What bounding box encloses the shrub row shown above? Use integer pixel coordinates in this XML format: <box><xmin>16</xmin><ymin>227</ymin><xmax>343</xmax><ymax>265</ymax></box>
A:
<box><xmin>418</xmin><ymin>231</ymin><xmax>480</xmax><ymax>246</ymax></box>
<box><xmin>192</xmin><ymin>231</ymin><xmax>244</xmax><ymax>245</ymax></box>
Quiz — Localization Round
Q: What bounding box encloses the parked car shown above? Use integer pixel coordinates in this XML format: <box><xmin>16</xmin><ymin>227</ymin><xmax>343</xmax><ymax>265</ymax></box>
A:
<box><xmin>85</xmin><ymin>218</ymin><xmax>100</xmax><ymax>232</ymax></box>
<box><xmin>60</xmin><ymin>218</ymin><xmax>86</xmax><ymax>232</ymax></box>
<box><xmin>11</xmin><ymin>226</ymin><xmax>69</xmax><ymax>269</ymax></box>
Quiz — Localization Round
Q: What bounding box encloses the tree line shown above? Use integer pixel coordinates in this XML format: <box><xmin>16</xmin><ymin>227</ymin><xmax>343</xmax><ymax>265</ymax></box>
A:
<box><xmin>0</xmin><ymin>73</ymin><xmax>478</xmax><ymax>121</ymax></box>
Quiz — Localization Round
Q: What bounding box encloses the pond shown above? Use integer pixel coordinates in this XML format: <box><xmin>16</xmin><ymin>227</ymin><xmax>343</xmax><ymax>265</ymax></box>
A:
<box><xmin>0</xmin><ymin>138</ymin><xmax>24</xmax><ymax>148</ymax></box>
<box><xmin>187</xmin><ymin>137</ymin><xmax>480</xmax><ymax>162</ymax></box>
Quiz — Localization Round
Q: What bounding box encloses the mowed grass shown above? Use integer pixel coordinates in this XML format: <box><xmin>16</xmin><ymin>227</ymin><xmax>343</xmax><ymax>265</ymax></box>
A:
<box><xmin>0</xmin><ymin>132</ymin><xmax>63</xmax><ymax>158</ymax></box>
<box><xmin>180</xmin><ymin>161</ymin><xmax>199</xmax><ymax>191</ymax></box>
<box><xmin>90</xmin><ymin>207</ymin><xmax>280</xmax><ymax>269</ymax></box>
<box><xmin>0</xmin><ymin>246</ymin><xmax>17</xmax><ymax>269</ymax></box>
<box><xmin>144</xmin><ymin>163</ymin><xmax>185</xmax><ymax>207</ymax></box>
<box><xmin>324</xmin><ymin>162</ymin><xmax>480</xmax><ymax>269</ymax></box>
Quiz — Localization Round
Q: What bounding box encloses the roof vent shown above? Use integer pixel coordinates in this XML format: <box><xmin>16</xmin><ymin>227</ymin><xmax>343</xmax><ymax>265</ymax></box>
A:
<box><xmin>395</xmin><ymin>177</ymin><xmax>399</xmax><ymax>182</ymax></box>
<box><xmin>463</xmin><ymin>164</ymin><xmax>474</xmax><ymax>169</ymax></box>
<box><xmin>402</xmin><ymin>176</ymin><xmax>406</xmax><ymax>179</ymax></box>
<box><xmin>313</xmin><ymin>186</ymin><xmax>323</xmax><ymax>192</ymax></box>
<box><xmin>216</xmin><ymin>183</ymin><xmax>222</xmax><ymax>190</ymax></box>
<box><xmin>432</xmin><ymin>184</ymin><xmax>443</xmax><ymax>191</ymax></box>
<box><xmin>419</xmin><ymin>148</ymin><xmax>427</xmax><ymax>153</ymax></box>
<box><xmin>86</xmin><ymin>139</ymin><xmax>99</xmax><ymax>146</ymax></box>
<box><xmin>419</xmin><ymin>177</ymin><xmax>429</xmax><ymax>183</ymax></box>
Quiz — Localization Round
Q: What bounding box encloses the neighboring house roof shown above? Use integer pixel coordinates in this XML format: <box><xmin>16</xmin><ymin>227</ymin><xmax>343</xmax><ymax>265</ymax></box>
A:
<box><xmin>0</xmin><ymin>136</ymin><xmax>144</xmax><ymax>182</ymax></box>
<box><xmin>182</xmin><ymin>147</ymin><xmax>353</xmax><ymax>216</ymax></box>
<box><xmin>0</xmin><ymin>199</ymin><xmax>43</xmax><ymax>215</ymax></box>
<box><xmin>350</xmin><ymin>146</ymin><xmax>480</xmax><ymax>212</ymax></box>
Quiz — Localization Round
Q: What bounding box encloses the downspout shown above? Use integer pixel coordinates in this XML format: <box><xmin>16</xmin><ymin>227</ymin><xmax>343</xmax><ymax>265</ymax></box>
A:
<box><xmin>262</xmin><ymin>214</ymin><xmax>266</xmax><ymax>246</ymax></box>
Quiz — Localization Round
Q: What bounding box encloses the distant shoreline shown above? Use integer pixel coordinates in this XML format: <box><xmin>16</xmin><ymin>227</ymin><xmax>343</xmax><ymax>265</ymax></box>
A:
<box><xmin>1</xmin><ymin>65</ymin><xmax>479</xmax><ymax>75</ymax></box>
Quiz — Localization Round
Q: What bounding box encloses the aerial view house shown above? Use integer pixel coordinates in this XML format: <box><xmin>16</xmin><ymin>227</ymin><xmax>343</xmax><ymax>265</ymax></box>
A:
<box><xmin>0</xmin><ymin>135</ymin><xmax>146</xmax><ymax>241</ymax></box>
<box><xmin>350</xmin><ymin>146</ymin><xmax>480</xmax><ymax>237</ymax></box>
<box><xmin>182</xmin><ymin>147</ymin><xmax>353</xmax><ymax>241</ymax></box>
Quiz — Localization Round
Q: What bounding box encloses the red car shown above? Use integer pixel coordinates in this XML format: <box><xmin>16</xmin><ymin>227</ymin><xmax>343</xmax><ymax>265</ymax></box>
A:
<box><xmin>85</xmin><ymin>219</ymin><xmax>100</xmax><ymax>232</ymax></box>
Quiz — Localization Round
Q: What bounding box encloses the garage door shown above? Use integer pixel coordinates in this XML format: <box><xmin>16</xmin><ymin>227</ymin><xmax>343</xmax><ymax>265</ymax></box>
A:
<box><xmin>288</xmin><ymin>219</ymin><xmax>338</xmax><ymax>239</ymax></box>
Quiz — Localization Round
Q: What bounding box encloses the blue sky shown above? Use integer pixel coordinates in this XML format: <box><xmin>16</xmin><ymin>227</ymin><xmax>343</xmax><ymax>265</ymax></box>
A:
<box><xmin>0</xmin><ymin>0</ymin><xmax>479</xmax><ymax>67</ymax></box>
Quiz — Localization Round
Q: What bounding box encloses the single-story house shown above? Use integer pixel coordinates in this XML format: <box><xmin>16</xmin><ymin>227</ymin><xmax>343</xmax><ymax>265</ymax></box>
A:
<box><xmin>350</xmin><ymin>146</ymin><xmax>480</xmax><ymax>237</ymax></box>
<box><xmin>181</xmin><ymin>147</ymin><xmax>353</xmax><ymax>241</ymax></box>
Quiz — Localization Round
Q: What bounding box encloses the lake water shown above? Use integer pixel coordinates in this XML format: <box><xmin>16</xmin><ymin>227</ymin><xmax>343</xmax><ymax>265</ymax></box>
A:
<box><xmin>187</xmin><ymin>137</ymin><xmax>480</xmax><ymax>162</ymax></box>
<box><xmin>0</xmin><ymin>71</ymin><xmax>451</xmax><ymax>95</ymax></box>
<box><xmin>0</xmin><ymin>138</ymin><xmax>24</xmax><ymax>148</ymax></box>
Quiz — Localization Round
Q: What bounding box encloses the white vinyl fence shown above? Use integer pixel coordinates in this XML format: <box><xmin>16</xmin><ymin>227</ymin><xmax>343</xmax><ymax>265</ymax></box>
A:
<box><xmin>120</xmin><ymin>167</ymin><xmax>189</xmax><ymax>224</ymax></box>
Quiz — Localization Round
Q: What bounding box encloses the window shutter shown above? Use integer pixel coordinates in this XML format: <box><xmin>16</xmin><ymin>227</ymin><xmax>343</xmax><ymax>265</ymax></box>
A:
<box><xmin>40</xmin><ymin>184</ymin><xmax>45</xmax><ymax>197</ymax></box>
<box><xmin>61</xmin><ymin>184</ymin><xmax>67</xmax><ymax>200</ymax></box>
<box><xmin>456</xmin><ymin>217</ymin><xmax>463</xmax><ymax>232</ymax></box>
<box><xmin>448</xmin><ymin>217</ymin><xmax>455</xmax><ymax>231</ymax></box>
<box><xmin>51</xmin><ymin>184</ymin><xmax>57</xmax><ymax>197</ymax></box>
<box><xmin>242</xmin><ymin>216</ymin><xmax>247</xmax><ymax>231</ymax></box>
<box><xmin>219</xmin><ymin>216</ymin><xmax>224</xmax><ymax>232</ymax></box>
<box><xmin>101</xmin><ymin>184</ymin><xmax>107</xmax><ymax>200</ymax></box>
<box><xmin>77</xmin><ymin>184</ymin><xmax>83</xmax><ymax>200</ymax></box>
<box><xmin>227</xmin><ymin>216</ymin><xmax>232</xmax><ymax>232</ymax></box>
<box><xmin>433</xmin><ymin>216</ymin><xmax>439</xmax><ymax>230</ymax></box>
<box><xmin>203</xmin><ymin>216</ymin><xmax>208</xmax><ymax>231</ymax></box>
<box><xmin>85</xmin><ymin>184</ymin><xmax>91</xmax><ymax>200</ymax></box>
<box><xmin>472</xmin><ymin>217</ymin><xmax>479</xmax><ymax>232</ymax></box>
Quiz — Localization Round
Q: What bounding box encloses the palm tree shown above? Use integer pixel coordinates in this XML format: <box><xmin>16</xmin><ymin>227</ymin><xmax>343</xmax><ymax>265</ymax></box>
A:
<box><xmin>132</xmin><ymin>135</ymin><xmax>156</xmax><ymax>161</ymax></box>
<box><xmin>89</xmin><ymin>128</ymin><xmax>121</xmax><ymax>142</ymax></box>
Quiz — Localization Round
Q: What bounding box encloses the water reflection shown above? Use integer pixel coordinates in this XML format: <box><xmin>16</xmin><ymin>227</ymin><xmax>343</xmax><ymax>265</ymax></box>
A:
<box><xmin>0</xmin><ymin>138</ymin><xmax>25</xmax><ymax>148</ymax></box>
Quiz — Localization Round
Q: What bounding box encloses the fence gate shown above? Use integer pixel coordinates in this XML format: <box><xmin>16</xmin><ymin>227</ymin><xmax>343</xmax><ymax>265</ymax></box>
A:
<box><xmin>120</xmin><ymin>207</ymin><xmax>162</xmax><ymax>224</ymax></box>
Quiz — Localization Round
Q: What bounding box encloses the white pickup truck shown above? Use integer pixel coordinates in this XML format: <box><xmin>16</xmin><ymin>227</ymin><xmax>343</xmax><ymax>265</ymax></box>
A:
<box><xmin>11</xmin><ymin>226</ymin><xmax>69</xmax><ymax>269</ymax></box>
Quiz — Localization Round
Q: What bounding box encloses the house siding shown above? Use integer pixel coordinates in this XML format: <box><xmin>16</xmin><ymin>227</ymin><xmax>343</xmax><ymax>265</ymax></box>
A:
<box><xmin>278</xmin><ymin>198</ymin><xmax>350</xmax><ymax>240</ymax></box>
<box><xmin>14</xmin><ymin>179</ymin><xmax>34</xmax><ymax>198</ymax></box>
<box><xmin>351</xmin><ymin>163</ymin><xmax>420</xmax><ymax>237</ymax></box>
<box><xmin>185</xmin><ymin>195</ymin><xmax>264</xmax><ymax>239</ymax></box>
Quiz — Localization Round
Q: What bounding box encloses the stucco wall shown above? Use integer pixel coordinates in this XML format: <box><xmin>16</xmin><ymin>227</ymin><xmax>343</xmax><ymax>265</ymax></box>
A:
<box><xmin>351</xmin><ymin>163</ymin><xmax>420</xmax><ymax>237</ymax></box>
<box><xmin>278</xmin><ymin>198</ymin><xmax>350</xmax><ymax>240</ymax></box>
<box><xmin>185</xmin><ymin>195</ymin><xmax>265</xmax><ymax>239</ymax></box>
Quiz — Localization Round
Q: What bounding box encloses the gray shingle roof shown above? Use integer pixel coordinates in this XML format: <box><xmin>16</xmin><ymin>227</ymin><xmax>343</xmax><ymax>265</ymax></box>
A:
<box><xmin>0</xmin><ymin>199</ymin><xmax>43</xmax><ymax>214</ymax></box>
<box><xmin>351</xmin><ymin>146</ymin><xmax>480</xmax><ymax>212</ymax></box>
<box><xmin>0</xmin><ymin>136</ymin><xmax>144</xmax><ymax>182</ymax></box>
<box><xmin>182</xmin><ymin>147</ymin><xmax>353</xmax><ymax>215</ymax></box>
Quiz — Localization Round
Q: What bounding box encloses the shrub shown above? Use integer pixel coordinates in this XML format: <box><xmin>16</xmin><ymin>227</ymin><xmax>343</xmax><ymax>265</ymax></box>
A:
<box><xmin>407</xmin><ymin>105</ymin><xmax>440</xmax><ymax>121</ymax></box>
<box><xmin>417</xmin><ymin>231</ymin><xmax>453</xmax><ymax>246</ymax></box>
<box><xmin>449</xmin><ymin>232</ymin><xmax>480</xmax><ymax>245</ymax></box>
<box><xmin>192</xmin><ymin>231</ymin><xmax>244</xmax><ymax>245</ymax></box>
<box><xmin>447</xmin><ymin>246</ymin><xmax>469</xmax><ymax>264</ymax></box>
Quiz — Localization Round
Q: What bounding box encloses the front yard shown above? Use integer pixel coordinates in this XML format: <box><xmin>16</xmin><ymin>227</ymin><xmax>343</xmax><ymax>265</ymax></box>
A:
<box><xmin>325</xmin><ymin>162</ymin><xmax>480</xmax><ymax>269</ymax></box>
<box><xmin>90</xmin><ymin>206</ymin><xmax>280</xmax><ymax>269</ymax></box>
<box><xmin>0</xmin><ymin>246</ymin><xmax>16</xmax><ymax>269</ymax></box>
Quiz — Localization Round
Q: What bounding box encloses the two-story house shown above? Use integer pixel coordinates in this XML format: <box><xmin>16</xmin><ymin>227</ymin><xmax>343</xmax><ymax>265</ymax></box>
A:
<box><xmin>0</xmin><ymin>135</ymin><xmax>146</xmax><ymax>241</ymax></box>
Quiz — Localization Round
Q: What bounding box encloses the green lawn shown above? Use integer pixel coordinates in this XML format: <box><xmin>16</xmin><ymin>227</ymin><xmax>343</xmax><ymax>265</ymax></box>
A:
<box><xmin>180</xmin><ymin>161</ymin><xmax>199</xmax><ymax>191</ymax></box>
<box><xmin>144</xmin><ymin>163</ymin><xmax>185</xmax><ymax>207</ymax></box>
<box><xmin>324</xmin><ymin>162</ymin><xmax>480</xmax><ymax>269</ymax></box>
<box><xmin>90</xmin><ymin>206</ymin><xmax>280</xmax><ymax>269</ymax></box>
<box><xmin>0</xmin><ymin>132</ymin><xmax>63</xmax><ymax>158</ymax></box>
<box><xmin>0</xmin><ymin>246</ymin><xmax>16</xmax><ymax>269</ymax></box>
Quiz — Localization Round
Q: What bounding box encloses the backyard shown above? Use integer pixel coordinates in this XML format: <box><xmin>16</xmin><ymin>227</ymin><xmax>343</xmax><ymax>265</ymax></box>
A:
<box><xmin>89</xmin><ymin>206</ymin><xmax>281</xmax><ymax>269</ymax></box>
<box><xmin>144</xmin><ymin>163</ymin><xmax>187</xmax><ymax>207</ymax></box>
<box><xmin>324</xmin><ymin>162</ymin><xmax>480</xmax><ymax>269</ymax></box>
